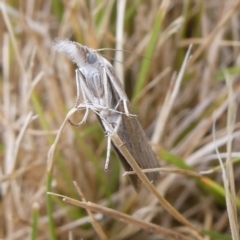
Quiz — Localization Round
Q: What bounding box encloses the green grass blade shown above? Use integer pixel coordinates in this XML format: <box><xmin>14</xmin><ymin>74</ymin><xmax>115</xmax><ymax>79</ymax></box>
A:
<box><xmin>160</xmin><ymin>149</ymin><xmax>240</xmax><ymax>208</ymax></box>
<box><xmin>132</xmin><ymin>9</ymin><xmax>164</xmax><ymax>99</ymax></box>
<box><xmin>46</xmin><ymin>173</ymin><xmax>57</xmax><ymax>240</ymax></box>
<box><xmin>30</xmin><ymin>202</ymin><xmax>39</xmax><ymax>240</ymax></box>
<box><xmin>202</xmin><ymin>229</ymin><xmax>232</xmax><ymax>240</ymax></box>
<box><xmin>51</xmin><ymin>0</ymin><xmax>64</xmax><ymax>22</ymax></box>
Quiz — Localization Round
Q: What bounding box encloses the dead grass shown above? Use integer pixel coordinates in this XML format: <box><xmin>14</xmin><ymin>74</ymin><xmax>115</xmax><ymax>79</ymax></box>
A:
<box><xmin>0</xmin><ymin>1</ymin><xmax>240</xmax><ymax>239</ymax></box>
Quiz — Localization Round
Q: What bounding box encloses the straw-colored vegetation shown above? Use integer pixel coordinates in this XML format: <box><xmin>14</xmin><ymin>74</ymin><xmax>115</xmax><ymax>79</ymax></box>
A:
<box><xmin>1</xmin><ymin>1</ymin><xmax>240</xmax><ymax>239</ymax></box>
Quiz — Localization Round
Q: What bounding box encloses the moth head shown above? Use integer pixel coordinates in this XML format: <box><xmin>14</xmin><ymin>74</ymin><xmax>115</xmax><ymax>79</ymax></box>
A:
<box><xmin>86</xmin><ymin>51</ymin><xmax>98</xmax><ymax>64</ymax></box>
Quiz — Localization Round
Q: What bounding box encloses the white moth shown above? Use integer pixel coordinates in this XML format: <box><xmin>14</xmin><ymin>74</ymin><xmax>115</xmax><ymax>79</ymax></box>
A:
<box><xmin>54</xmin><ymin>38</ymin><xmax>160</xmax><ymax>191</ymax></box>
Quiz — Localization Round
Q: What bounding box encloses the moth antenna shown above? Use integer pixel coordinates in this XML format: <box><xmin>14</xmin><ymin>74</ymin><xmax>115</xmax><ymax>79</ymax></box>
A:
<box><xmin>100</xmin><ymin>55</ymin><xmax>125</xmax><ymax>66</ymax></box>
<box><xmin>96</xmin><ymin>48</ymin><xmax>151</xmax><ymax>61</ymax></box>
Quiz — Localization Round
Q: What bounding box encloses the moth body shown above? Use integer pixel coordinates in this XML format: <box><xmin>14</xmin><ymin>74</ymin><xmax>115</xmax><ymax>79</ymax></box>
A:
<box><xmin>54</xmin><ymin>38</ymin><xmax>160</xmax><ymax>190</ymax></box>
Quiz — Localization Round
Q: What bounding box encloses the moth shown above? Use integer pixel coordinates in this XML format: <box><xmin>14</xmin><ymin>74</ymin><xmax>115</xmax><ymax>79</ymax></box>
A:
<box><xmin>54</xmin><ymin>38</ymin><xmax>160</xmax><ymax>191</ymax></box>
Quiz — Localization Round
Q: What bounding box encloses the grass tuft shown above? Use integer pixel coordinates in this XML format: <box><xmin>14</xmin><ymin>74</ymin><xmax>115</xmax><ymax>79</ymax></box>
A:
<box><xmin>1</xmin><ymin>1</ymin><xmax>240</xmax><ymax>239</ymax></box>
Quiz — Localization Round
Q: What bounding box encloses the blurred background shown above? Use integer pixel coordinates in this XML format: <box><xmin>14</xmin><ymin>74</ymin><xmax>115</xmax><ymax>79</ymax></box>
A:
<box><xmin>0</xmin><ymin>0</ymin><xmax>240</xmax><ymax>239</ymax></box>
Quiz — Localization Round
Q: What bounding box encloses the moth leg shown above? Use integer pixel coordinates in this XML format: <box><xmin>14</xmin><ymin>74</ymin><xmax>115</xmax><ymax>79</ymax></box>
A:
<box><xmin>104</xmin><ymin>66</ymin><xmax>130</xmax><ymax>116</ymax></box>
<box><xmin>68</xmin><ymin>119</ymin><xmax>78</xmax><ymax>127</ymax></box>
<box><xmin>112</xmin><ymin>98</ymin><xmax>130</xmax><ymax>116</ymax></box>
<box><xmin>102</xmin><ymin>67</ymin><xmax>109</xmax><ymax>110</ymax></box>
<box><xmin>114</xmin><ymin>98</ymin><xmax>123</xmax><ymax>111</ymax></box>
<box><xmin>95</xmin><ymin>102</ymin><xmax>135</xmax><ymax>118</ymax></box>
<box><xmin>122</xmin><ymin>100</ymin><xmax>130</xmax><ymax>116</ymax></box>
<box><xmin>72</xmin><ymin>70</ymin><xmax>93</xmax><ymax>126</ymax></box>
<box><xmin>75</xmin><ymin>70</ymin><xmax>82</xmax><ymax>107</ymax></box>
<box><xmin>68</xmin><ymin>107</ymin><xmax>90</xmax><ymax>127</ymax></box>
<box><xmin>75</xmin><ymin>69</ymin><xmax>90</xmax><ymax>107</ymax></box>
<box><xmin>104</xmin><ymin>130</ymin><xmax>112</xmax><ymax>171</ymax></box>
<box><xmin>77</xmin><ymin>107</ymin><xmax>90</xmax><ymax>125</ymax></box>
<box><xmin>115</xmin><ymin>99</ymin><xmax>136</xmax><ymax>117</ymax></box>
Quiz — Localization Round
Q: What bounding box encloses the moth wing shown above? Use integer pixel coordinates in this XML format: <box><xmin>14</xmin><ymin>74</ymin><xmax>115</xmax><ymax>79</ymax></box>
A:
<box><xmin>104</xmin><ymin>64</ymin><xmax>160</xmax><ymax>191</ymax></box>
